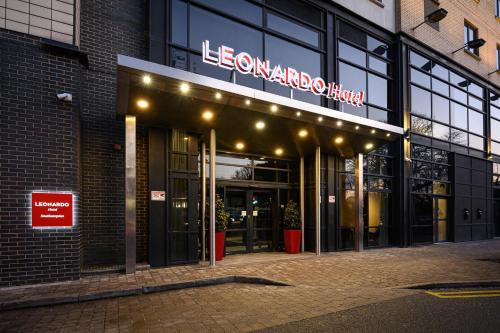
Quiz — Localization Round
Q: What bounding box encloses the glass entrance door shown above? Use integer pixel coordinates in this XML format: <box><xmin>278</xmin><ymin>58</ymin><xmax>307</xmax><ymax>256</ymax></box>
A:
<box><xmin>225</xmin><ymin>188</ymin><xmax>274</xmax><ymax>254</ymax></box>
<box><xmin>433</xmin><ymin>197</ymin><xmax>448</xmax><ymax>242</ymax></box>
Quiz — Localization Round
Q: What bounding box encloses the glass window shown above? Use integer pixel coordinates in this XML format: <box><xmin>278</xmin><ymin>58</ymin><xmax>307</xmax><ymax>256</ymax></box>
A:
<box><xmin>171</xmin><ymin>0</ymin><xmax>188</xmax><ymax>46</ymax></box>
<box><xmin>368</xmin><ymin>74</ymin><xmax>389</xmax><ymax>109</ymax></box>
<box><xmin>254</xmin><ymin>168</ymin><xmax>276</xmax><ymax>182</ymax></box>
<box><xmin>432</xmin><ymin>123</ymin><xmax>449</xmax><ymax>140</ymax></box>
<box><xmin>412</xmin><ymin>144</ymin><xmax>432</xmax><ymax>161</ymax></box>
<box><xmin>339</xmin><ymin>20</ymin><xmax>366</xmax><ymax>48</ymax></box>
<box><xmin>432</xmin><ymin>94</ymin><xmax>449</xmax><ymax>123</ymax></box>
<box><xmin>217</xmin><ymin>155</ymin><xmax>251</xmax><ymax>166</ymax></box>
<box><xmin>339</xmin><ymin>62</ymin><xmax>367</xmax><ymax>95</ymax></box>
<box><xmin>450</xmin><ymin>86</ymin><xmax>467</xmax><ymax>104</ymax></box>
<box><xmin>432</xmin><ymin>78</ymin><xmax>449</xmax><ymax>96</ymax></box>
<box><xmin>216</xmin><ymin>165</ymin><xmax>252</xmax><ymax>180</ymax></box>
<box><xmin>432</xmin><ymin>63</ymin><xmax>448</xmax><ymax>81</ymax></box>
<box><xmin>412</xmin><ymin>116</ymin><xmax>432</xmax><ymax>136</ymax></box>
<box><xmin>339</xmin><ymin>42</ymin><xmax>366</xmax><ymax>66</ymax></box>
<box><xmin>469</xmin><ymin>134</ymin><xmax>483</xmax><ymax>150</ymax></box>
<box><xmin>468</xmin><ymin>82</ymin><xmax>483</xmax><ymax>98</ymax></box>
<box><xmin>468</xmin><ymin>110</ymin><xmax>483</xmax><ymax>135</ymax></box>
<box><xmin>267</xmin><ymin>12</ymin><xmax>319</xmax><ymax>47</ymax></box>
<box><xmin>491</xmin><ymin>105</ymin><xmax>500</xmax><ymax>120</ymax></box>
<box><xmin>433</xmin><ymin>149</ymin><xmax>448</xmax><ymax>164</ymax></box>
<box><xmin>413</xmin><ymin>161</ymin><xmax>432</xmax><ymax>179</ymax></box>
<box><xmin>367</xmin><ymin>36</ymin><xmax>389</xmax><ymax>58</ymax></box>
<box><xmin>411</xmin><ymin>85</ymin><xmax>431</xmax><ymax>118</ymax></box>
<box><xmin>410</xmin><ymin>51</ymin><xmax>432</xmax><ymax>72</ymax></box>
<box><xmin>492</xmin><ymin>141</ymin><xmax>500</xmax><ymax>156</ymax></box>
<box><xmin>450</xmin><ymin>72</ymin><xmax>467</xmax><ymax>87</ymax></box>
<box><xmin>265</xmin><ymin>35</ymin><xmax>321</xmax><ymax>104</ymax></box>
<box><xmin>468</xmin><ymin>95</ymin><xmax>483</xmax><ymax>111</ymax></box>
<box><xmin>464</xmin><ymin>22</ymin><xmax>479</xmax><ymax>56</ymax></box>
<box><xmin>266</xmin><ymin>0</ymin><xmax>322</xmax><ymax>27</ymax></box>
<box><xmin>368</xmin><ymin>107</ymin><xmax>388</xmax><ymax>123</ymax></box>
<box><xmin>195</xmin><ymin>0</ymin><xmax>262</xmax><ymax>25</ymax></box>
<box><xmin>450</xmin><ymin>102</ymin><xmax>468</xmax><ymax>130</ymax></box>
<box><xmin>492</xmin><ymin>119</ymin><xmax>500</xmax><ymax>142</ymax></box>
<box><xmin>410</xmin><ymin>68</ymin><xmax>430</xmax><ymax>88</ymax></box>
<box><xmin>450</xmin><ymin>128</ymin><xmax>467</xmax><ymax>146</ymax></box>
<box><xmin>369</xmin><ymin>56</ymin><xmax>388</xmax><ymax>75</ymax></box>
<box><xmin>171</xmin><ymin>179</ymin><xmax>188</xmax><ymax>230</ymax></box>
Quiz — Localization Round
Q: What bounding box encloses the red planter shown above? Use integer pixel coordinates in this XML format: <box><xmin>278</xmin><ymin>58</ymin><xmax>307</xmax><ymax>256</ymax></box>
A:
<box><xmin>284</xmin><ymin>229</ymin><xmax>301</xmax><ymax>254</ymax></box>
<box><xmin>215</xmin><ymin>231</ymin><xmax>225</xmax><ymax>261</ymax></box>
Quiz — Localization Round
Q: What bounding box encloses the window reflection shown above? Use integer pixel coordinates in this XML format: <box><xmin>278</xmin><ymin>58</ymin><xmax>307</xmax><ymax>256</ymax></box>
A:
<box><xmin>195</xmin><ymin>0</ymin><xmax>262</xmax><ymax>24</ymax></box>
<box><xmin>267</xmin><ymin>12</ymin><xmax>319</xmax><ymax>46</ymax></box>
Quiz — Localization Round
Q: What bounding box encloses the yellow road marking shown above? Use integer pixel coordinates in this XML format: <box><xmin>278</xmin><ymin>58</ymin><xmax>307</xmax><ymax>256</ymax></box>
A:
<box><xmin>426</xmin><ymin>290</ymin><xmax>500</xmax><ymax>299</ymax></box>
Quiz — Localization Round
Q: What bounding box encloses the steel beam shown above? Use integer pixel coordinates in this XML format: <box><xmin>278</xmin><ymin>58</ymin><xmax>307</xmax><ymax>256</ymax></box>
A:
<box><xmin>315</xmin><ymin>147</ymin><xmax>321</xmax><ymax>256</ymax></box>
<box><xmin>201</xmin><ymin>142</ymin><xmax>206</xmax><ymax>262</ymax></box>
<box><xmin>355</xmin><ymin>153</ymin><xmax>364</xmax><ymax>252</ymax></box>
<box><xmin>209</xmin><ymin>130</ymin><xmax>216</xmax><ymax>266</ymax></box>
<box><xmin>300</xmin><ymin>156</ymin><xmax>305</xmax><ymax>253</ymax></box>
<box><xmin>125</xmin><ymin>115</ymin><xmax>136</xmax><ymax>274</ymax></box>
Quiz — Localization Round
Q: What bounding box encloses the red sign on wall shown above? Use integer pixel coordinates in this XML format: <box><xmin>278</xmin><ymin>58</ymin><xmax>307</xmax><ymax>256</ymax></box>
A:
<box><xmin>32</xmin><ymin>192</ymin><xmax>73</xmax><ymax>227</ymax></box>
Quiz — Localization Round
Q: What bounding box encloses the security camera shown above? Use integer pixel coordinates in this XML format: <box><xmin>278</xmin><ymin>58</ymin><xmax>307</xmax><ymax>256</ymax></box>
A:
<box><xmin>56</xmin><ymin>93</ymin><xmax>72</xmax><ymax>102</ymax></box>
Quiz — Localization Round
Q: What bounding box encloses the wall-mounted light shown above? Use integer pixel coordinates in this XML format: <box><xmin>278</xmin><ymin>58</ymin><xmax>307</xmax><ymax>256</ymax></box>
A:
<box><xmin>404</xmin><ymin>129</ymin><xmax>411</xmax><ymax>140</ymax></box>
<box><xmin>451</xmin><ymin>38</ymin><xmax>486</xmax><ymax>54</ymax></box>
<box><xmin>412</xmin><ymin>8</ymin><xmax>448</xmax><ymax>30</ymax></box>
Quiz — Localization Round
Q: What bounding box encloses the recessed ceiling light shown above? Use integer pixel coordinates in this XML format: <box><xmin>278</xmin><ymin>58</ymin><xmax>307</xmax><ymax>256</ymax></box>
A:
<box><xmin>336</xmin><ymin>120</ymin><xmax>343</xmax><ymax>126</ymax></box>
<box><xmin>386</xmin><ymin>133</ymin><xmax>391</xmax><ymax>137</ymax></box>
<box><xmin>136</xmin><ymin>99</ymin><xmax>149</xmax><ymax>109</ymax></box>
<box><xmin>275</xmin><ymin>148</ymin><xmax>283</xmax><ymax>156</ymax></box>
<box><xmin>365</xmin><ymin>143</ymin><xmax>374</xmax><ymax>150</ymax></box>
<box><xmin>180</xmin><ymin>83</ymin><xmax>190</xmax><ymax>93</ymax></box>
<box><xmin>318</xmin><ymin>116</ymin><xmax>323</xmax><ymax>122</ymax></box>
<box><xmin>215</xmin><ymin>92</ymin><xmax>222</xmax><ymax>100</ymax></box>
<box><xmin>245</xmin><ymin>99</ymin><xmax>251</xmax><ymax>105</ymax></box>
<box><xmin>235</xmin><ymin>142</ymin><xmax>245</xmax><ymax>150</ymax></box>
<box><xmin>371</xmin><ymin>129</ymin><xmax>376</xmax><ymax>134</ymax></box>
<box><xmin>255</xmin><ymin>121</ymin><xmax>265</xmax><ymax>130</ymax></box>
<box><xmin>298</xmin><ymin>130</ymin><xmax>308</xmax><ymax>138</ymax></box>
<box><xmin>184</xmin><ymin>137</ymin><xmax>189</xmax><ymax>141</ymax></box>
<box><xmin>202</xmin><ymin>110</ymin><xmax>214</xmax><ymax>120</ymax></box>
<box><xmin>355</xmin><ymin>125</ymin><xmax>360</xmax><ymax>130</ymax></box>
<box><xmin>296</xmin><ymin>111</ymin><xmax>301</xmax><ymax>117</ymax></box>
<box><xmin>270</xmin><ymin>105</ymin><xmax>278</xmax><ymax>112</ymax></box>
<box><xmin>334</xmin><ymin>137</ymin><xmax>343</xmax><ymax>144</ymax></box>
<box><xmin>142</xmin><ymin>75</ymin><xmax>152</xmax><ymax>85</ymax></box>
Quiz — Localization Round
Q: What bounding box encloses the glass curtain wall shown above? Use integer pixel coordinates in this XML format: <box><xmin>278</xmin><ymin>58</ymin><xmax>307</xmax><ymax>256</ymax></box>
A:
<box><xmin>493</xmin><ymin>163</ymin><xmax>500</xmax><ymax>237</ymax></box>
<box><xmin>409</xmin><ymin>50</ymin><xmax>487</xmax><ymax>152</ymax></box>
<box><xmin>489</xmin><ymin>91</ymin><xmax>500</xmax><ymax>156</ymax></box>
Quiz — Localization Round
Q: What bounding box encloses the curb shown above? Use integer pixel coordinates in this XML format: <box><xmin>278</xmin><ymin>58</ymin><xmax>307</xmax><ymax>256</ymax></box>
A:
<box><xmin>399</xmin><ymin>280</ymin><xmax>500</xmax><ymax>290</ymax></box>
<box><xmin>0</xmin><ymin>276</ymin><xmax>290</xmax><ymax>312</ymax></box>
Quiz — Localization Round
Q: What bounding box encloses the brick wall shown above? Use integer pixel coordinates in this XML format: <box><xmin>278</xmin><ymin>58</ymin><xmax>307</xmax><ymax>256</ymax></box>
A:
<box><xmin>398</xmin><ymin>0</ymin><xmax>500</xmax><ymax>87</ymax></box>
<box><xmin>0</xmin><ymin>29</ymin><xmax>81</xmax><ymax>286</ymax></box>
<box><xmin>79</xmin><ymin>0</ymin><xmax>146</xmax><ymax>266</ymax></box>
<box><xmin>137</xmin><ymin>125</ymin><xmax>149</xmax><ymax>263</ymax></box>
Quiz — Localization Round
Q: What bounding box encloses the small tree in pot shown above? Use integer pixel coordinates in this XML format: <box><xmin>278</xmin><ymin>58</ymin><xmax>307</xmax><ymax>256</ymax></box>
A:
<box><xmin>215</xmin><ymin>194</ymin><xmax>228</xmax><ymax>261</ymax></box>
<box><xmin>283</xmin><ymin>200</ymin><xmax>301</xmax><ymax>254</ymax></box>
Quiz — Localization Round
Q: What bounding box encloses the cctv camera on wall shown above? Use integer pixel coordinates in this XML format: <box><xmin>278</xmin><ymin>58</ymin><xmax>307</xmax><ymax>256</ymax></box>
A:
<box><xmin>56</xmin><ymin>93</ymin><xmax>73</xmax><ymax>102</ymax></box>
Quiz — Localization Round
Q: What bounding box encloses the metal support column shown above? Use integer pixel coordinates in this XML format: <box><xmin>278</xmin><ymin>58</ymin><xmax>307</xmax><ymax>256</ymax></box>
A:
<box><xmin>201</xmin><ymin>142</ymin><xmax>206</xmax><ymax>262</ymax></box>
<box><xmin>315</xmin><ymin>147</ymin><xmax>321</xmax><ymax>256</ymax></box>
<box><xmin>354</xmin><ymin>153</ymin><xmax>364</xmax><ymax>252</ymax></box>
<box><xmin>209</xmin><ymin>130</ymin><xmax>216</xmax><ymax>266</ymax></box>
<box><xmin>125</xmin><ymin>115</ymin><xmax>136</xmax><ymax>274</ymax></box>
<box><xmin>300</xmin><ymin>156</ymin><xmax>305</xmax><ymax>253</ymax></box>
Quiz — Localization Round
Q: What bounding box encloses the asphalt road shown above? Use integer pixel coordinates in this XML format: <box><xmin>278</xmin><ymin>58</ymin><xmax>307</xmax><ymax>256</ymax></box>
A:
<box><xmin>255</xmin><ymin>291</ymin><xmax>500</xmax><ymax>333</ymax></box>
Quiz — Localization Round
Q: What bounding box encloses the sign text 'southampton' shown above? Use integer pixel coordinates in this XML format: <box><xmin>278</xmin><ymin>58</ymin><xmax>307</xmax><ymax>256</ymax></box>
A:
<box><xmin>202</xmin><ymin>40</ymin><xmax>365</xmax><ymax>107</ymax></box>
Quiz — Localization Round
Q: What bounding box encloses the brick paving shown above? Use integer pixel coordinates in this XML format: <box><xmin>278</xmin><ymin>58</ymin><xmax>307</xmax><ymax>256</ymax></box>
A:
<box><xmin>0</xmin><ymin>240</ymin><xmax>500</xmax><ymax>332</ymax></box>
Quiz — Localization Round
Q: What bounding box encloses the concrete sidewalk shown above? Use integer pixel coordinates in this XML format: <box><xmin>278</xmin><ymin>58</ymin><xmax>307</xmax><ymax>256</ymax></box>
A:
<box><xmin>0</xmin><ymin>240</ymin><xmax>500</xmax><ymax>331</ymax></box>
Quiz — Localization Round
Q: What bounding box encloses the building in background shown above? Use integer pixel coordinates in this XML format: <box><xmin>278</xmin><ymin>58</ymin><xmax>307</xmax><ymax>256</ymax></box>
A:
<box><xmin>0</xmin><ymin>0</ymin><xmax>498</xmax><ymax>287</ymax></box>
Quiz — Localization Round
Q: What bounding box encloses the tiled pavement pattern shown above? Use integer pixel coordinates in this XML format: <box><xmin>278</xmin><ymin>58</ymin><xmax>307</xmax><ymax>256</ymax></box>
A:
<box><xmin>1</xmin><ymin>240</ymin><xmax>500</xmax><ymax>332</ymax></box>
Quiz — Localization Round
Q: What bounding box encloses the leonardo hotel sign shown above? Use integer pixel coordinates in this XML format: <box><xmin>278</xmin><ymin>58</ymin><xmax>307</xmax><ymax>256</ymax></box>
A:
<box><xmin>202</xmin><ymin>40</ymin><xmax>365</xmax><ymax>107</ymax></box>
<box><xmin>32</xmin><ymin>192</ymin><xmax>73</xmax><ymax>227</ymax></box>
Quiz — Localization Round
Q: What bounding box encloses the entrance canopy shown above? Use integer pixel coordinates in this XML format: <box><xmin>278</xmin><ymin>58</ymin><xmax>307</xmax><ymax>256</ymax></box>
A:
<box><xmin>117</xmin><ymin>55</ymin><xmax>403</xmax><ymax>158</ymax></box>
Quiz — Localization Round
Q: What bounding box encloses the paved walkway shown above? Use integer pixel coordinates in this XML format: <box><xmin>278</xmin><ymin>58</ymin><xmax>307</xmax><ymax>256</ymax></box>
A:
<box><xmin>0</xmin><ymin>240</ymin><xmax>500</xmax><ymax>332</ymax></box>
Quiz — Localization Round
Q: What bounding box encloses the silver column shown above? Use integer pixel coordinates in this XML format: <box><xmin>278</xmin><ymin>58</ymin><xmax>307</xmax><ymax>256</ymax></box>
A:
<box><xmin>315</xmin><ymin>147</ymin><xmax>321</xmax><ymax>256</ymax></box>
<box><xmin>300</xmin><ymin>156</ymin><xmax>305</xmax><ymax>253</ymax></box>
<box><xmin>354</xmin><ymin>153</ymin><xmax>364</xmax><ymax>252</ymax></box>
<box><xmin>125</xmin><ymin>115</ymin><xmax>136</xmax><ymax>274</ymax></box>
<box><xmin>209</xmin><ymin>130</ymin><xmax>216</xmax><ymax>266</ymax></box>
<box><xmin>201</xmin><ymin>142</ymin><xmax>206</xmax><ymax>262</ymax></box>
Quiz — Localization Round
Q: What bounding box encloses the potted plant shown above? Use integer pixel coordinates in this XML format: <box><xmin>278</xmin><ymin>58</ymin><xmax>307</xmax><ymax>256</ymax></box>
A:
<box><xmin>215</xmin><ymin>194</ymin><xmax>228</xmax><ymax>261</ymax></box>
<box><xmin>283</xmin><ymin>200</ymin><xmax>301</xmax><ymax>254</ymax></box>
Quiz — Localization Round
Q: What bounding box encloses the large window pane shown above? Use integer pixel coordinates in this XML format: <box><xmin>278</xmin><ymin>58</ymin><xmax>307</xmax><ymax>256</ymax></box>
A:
<box><xmin>171</xmin><ymin>179</ymin><xmax>188</xmax><ymax>230</ymax></box>
<box><xmin>411</xmin><ymin>85</ymin><xmax>431</xmax><ymax>118</ymax></box>
<box><xmin>339</xmin><ymin>20</ymin><xmax>366</xmax><ymax>48</ymax></box>
<box><xmin>450</xmin><ymin>72</ymin><xmax>467</xmax><ymax>87</ymax></box>
<box><xmin>492</xmin><ymin>119</ymin><xmax>500</xmax><ymax>141</ymax></box>
<box><xmin>339</xmin><ymin>62</ymin><xmax>367</xmax><ymax>95</ymax></box>
<box><xmin>216</xmin><ymin>165</ymin><xmax>252</xmax><ymax>180</ymax></box>
<box><xmin>468</xmin><ymin>95</ymin><xmax>483</xmax><ymax>111</ymax></box>
<box><xmin>432</xmin><ymin>63</ymin><xmax>448</xmax><ymax>81</ymax></box>
<box><xmin>368</xmin><ymin>107</ymin><xmax>388</xmax><ymax>123</ymax></box>
<box><xmin>468</xmin><ymin>110</ymin><xmax>483</xmax><ymax>135</ymax></box>
<box><xmin>369</xmin><ymin>56</ymin><xmax>388</xmax><ymax>75</ymax></box>
<box><xmin>368</xmin><ymin>74</ymin><xmax>389</xmax><ymax>109</ymax></box>
<box><xmin>411</xmin><ymin>116</ymin><xmax>432</xmax><ymax>136</ymax></box>
<box><xmin>433</xmin><ymin>123</ymin><xmax>449</xmax><ymax>140</ymax></box>
<box><xmin>339</xmin><ymin>42</ymin><xmax>366</xmax><ymax>66</ymax></box>
<box><xmin>469</xmin><ymin>134</ymin><xmax>484</xmax><ymax>151</ymax></box>
<box><xmin>450</xmin><ymin>128</ymin><xmax>467</xmax><ymax>146</ymax></box>
<box><xmin>412</xmin><ymin>144</ymin><xmax>432</xmax><ymax>160</ymax></box>
<box><xmin>267</xmin><ymin>12</ymin><xmax>319</xmax><ymax>47</ymax></box>
<box><xmin>171</xmin><ymin>0</ymin><xmax>188</xmax><ymax>46</ymax></box>
<box><xmin>492</xmin><ymin>141</ymin><xmax>500</xmax><ymax>156</ymax></box>
<box><xmin>450</xmin><ymin>102</ymin><xmax>468</xmax><ymax>130</ymax></box>
<box><xmin>450</xmin><ymin>86</ymin><xmax>467</xmax><ymax>104</ymax></box>
<box><xmin>468</xmin><ymin>82</ymin><xmax>483</xmax><ymax>98</ymax></box>
<box><xmin>195</xmin><ymin>0</ymin><xmax>262</xmax><ymax>25</ymax></box>
<box><xmin>432</xmin><ymin>94</ymin><xmax>449</xmax><ymax>123</ymax></box>
<box><xmin>265</xmin><ymin>35</ymin><xmax>321</xmax><ymax>104</ymax></box>
<box><xmin>432</xmin><ymin>78</ymin><xmax>449</xmax><ymax>96</ymax></box>
<box><xmin>491</xmin><ymin>105</ymin><xmax>500</xmax><ymax>120</ymax></box>
<box><xmin>410</xmin><ymin>51</ymin><xmax>431</xmax><ymax>71</ymax></box>
<box><xmin>410</xmin><ymin>68</ymin><xmax>430</xmax><ymax>88</ymax></box>
<box><xmin>266</xmin><ymin>0</ymin><xmax>322</xmax><ymax>27</ymax></box>
<box><xmin>368</xmin><ymin>36</ymin><xmax>389</xmax><ymax>58</ymax></box>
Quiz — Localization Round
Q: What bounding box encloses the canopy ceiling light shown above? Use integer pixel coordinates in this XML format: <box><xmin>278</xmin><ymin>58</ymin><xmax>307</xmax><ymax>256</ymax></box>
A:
<box><xmin>412</xmin><ymin>8</ymin><xmax>448</xmax><ymax>30</ymax></box>
<box><xmin>452</xmin><ymin>38</ymin><xmax>486</xmax><ymax>54</ymax></box>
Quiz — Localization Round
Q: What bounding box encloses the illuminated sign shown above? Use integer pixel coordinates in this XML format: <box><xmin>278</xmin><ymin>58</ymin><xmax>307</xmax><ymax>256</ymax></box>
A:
<box><xmin>32</xmin><ymin>192</ymin><xmax>73</xmax><ymax>227</ymax></box>
<box><xmin>202</xmin><ymin>40</ymin><xmax>365</xmax><ymax>107</ymax></box>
